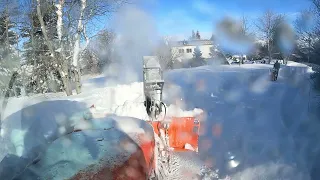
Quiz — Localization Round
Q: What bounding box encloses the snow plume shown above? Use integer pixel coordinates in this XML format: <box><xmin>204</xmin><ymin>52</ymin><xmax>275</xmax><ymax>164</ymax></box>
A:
<box><xmin>107</xmin><ymin>5</ymin><xmax>159</xmax><ymax>84</ymax></box>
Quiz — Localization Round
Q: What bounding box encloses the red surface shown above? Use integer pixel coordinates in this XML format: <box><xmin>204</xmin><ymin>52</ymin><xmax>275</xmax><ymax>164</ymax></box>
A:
<box><xmin>150</xmin><ymin>117</ymin><xmax>200</xmax><ymax>152</ymax></box>
<box><xmin>70</xmin><ymin>132</ymin><xmax>156</xmax><ymax>180</ymax></box>
<box><xmin>111</xmin><ymin>135</ymin><xmax>155</xmax><ymax>180</ymax></box>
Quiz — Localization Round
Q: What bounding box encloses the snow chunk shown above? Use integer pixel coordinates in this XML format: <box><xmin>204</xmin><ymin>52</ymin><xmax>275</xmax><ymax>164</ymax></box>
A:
<box><xmin>184</xmin><ymin>143</ymin><xmax>195</xmax><ymax>151</ymax></box>
<box><xmin>166</xmin><ymin>104</ymin><xmax>204</xmax><ymax>118</ymax></box>
<box><xmin>115</xmin><ymin>116</ymin><xmax>146</xmax><ymax>134</ymax></box>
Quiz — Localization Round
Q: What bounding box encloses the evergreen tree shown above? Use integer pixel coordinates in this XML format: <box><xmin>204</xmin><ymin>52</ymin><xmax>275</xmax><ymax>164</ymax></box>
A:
<box><xmin>192</xmin><ymin>30</ymin><xmax>196</xmax><ymax>39</ymax></box>
<box><xmin>196</xmin><ymin>30</ymin><xmax>201</xmax><ymax>39</ymax></box>
<box><xmin>193</xmin><ymin>46</ymin><xmax>203</xmax><ymax>59</ymax></box>
<box><xmin>190</xmin><ymin>46</ymin><xmax>205</xmax><ymax>67</ymax></box>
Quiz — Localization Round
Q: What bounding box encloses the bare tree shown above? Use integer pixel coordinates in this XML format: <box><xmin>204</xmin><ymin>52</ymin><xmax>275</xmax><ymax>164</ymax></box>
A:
<box><xmin>255</xmin><ymin>10</ymin><xmax>284</xmax><ymax>63</ymax></box>
<box><xmin>155</xmin><ymin>38</ymin><xmax>182</xmax><ymax>70</ymax></box>
<box><xmin>240</xmin><ymin>15</ymin><xmax>250</xmax><ymax>36</ymax></box>
<box><xmin>215</xmin><ymin>17</ymin><xmax>254</xmax><ymax>64</ymax></box>
<box><xmin>33</xmin><ymin>0</ymin><xmax>128</xmax><ymax>96</ymax></box>
<box><xmin>239</xmin><ymin>15</ymin><xmax>253</xmax><ymax>63</ymax></box>
<box><xmin>81</xmin><ymin>29</ymin><xmax>116</xmax><ymax>74</ymax></box>
<box><xmin>295</xmin><ymin>10</ymin><xmax>316</xmax><ymax>63</ymax></box>
<box><xmin>9</xmin><ymin>0</ymin><xmax>128</xmax><ymax>96</ymax></box>
<box><xmin>64</xmin><ymin>0</ymin><xmax>128</xmax><ymax>94</ymax></box>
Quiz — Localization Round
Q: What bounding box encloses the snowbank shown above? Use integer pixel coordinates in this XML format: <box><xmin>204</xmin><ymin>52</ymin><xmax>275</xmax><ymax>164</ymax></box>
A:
<box><xmin>286</xmin><ymin>61</ymin><xmax>314</xmax><ymax>73</ymax></box>
<box><xmin>0</xmin><ymin>75</ymin><xmax>204</xmax><ymax>160</ymax></box>
<box><xmin>164</xmin><ymin>62</ymin><xmax>316</xmax><ymax>179</ymax></box>
<box><xmin>286</xmin><ymin>61</ymin><xmax>311</xmax><ymax>67</ymax></box>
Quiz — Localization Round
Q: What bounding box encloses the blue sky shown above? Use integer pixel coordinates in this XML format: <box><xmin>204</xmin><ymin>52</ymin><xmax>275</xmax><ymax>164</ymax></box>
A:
<box><xmin>138</xmin><ymin>0</ymin><xmax>312</xmax><ymax>39</ymax></box>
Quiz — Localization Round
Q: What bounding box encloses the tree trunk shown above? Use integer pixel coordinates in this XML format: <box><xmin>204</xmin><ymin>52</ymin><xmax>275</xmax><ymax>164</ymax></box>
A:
<box><xmin>61</xmin><ymin>75</ymin><xmax>72</xmax><ymax>95</ymax></box>
<box><xmin>58</xmin><ymin>70</ymin><xmax>72</xmax><ymax>95</ymax></box>
<box><xmin>60</xmin><ymin>61</ymin><xmax>72</xmax><ymax>95</ymax></box>
<box><xmin>72</xmin><ymin>0</ymin><xmax>86</xmax><ymax>94</ymax></box>
<box><xmin>55</xmin><ymin>0</ymin><xmax>72</xmax><ymax>95</ymax></box>
<box><xmin>268</xmin><ymin>39</ymin><xmax>272</xmax><ymax>64</ymax></box>
<box><xmin>74</xmin><ymin>69</ymin><xmax>81</xmax><ymax>94</ymax></box>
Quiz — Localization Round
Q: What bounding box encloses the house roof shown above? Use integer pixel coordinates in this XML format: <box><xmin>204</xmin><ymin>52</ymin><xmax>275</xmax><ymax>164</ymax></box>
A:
<box><xmin>171</xmin><ymin>39</ymin><xmax>213</xmax><ymax>47</ymax></box>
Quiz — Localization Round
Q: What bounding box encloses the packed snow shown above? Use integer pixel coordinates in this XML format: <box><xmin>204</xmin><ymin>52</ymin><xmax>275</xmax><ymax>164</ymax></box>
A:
<box><xmin>0</xmin><ymin>61</ymin><xmax>319</xmax><ymax>179</ymax></box>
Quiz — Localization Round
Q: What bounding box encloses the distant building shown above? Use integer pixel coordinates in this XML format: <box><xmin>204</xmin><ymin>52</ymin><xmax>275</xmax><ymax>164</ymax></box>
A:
<box><xmin>170</xmin><ymin>39</ymin><xmax>214</xmax><ymax>61</ymax></box>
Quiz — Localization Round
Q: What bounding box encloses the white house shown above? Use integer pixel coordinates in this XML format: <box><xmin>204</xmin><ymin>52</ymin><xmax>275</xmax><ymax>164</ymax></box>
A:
<box><xmin>170</xmin><ymin>39</ymin><xmax>214</xmax><ymax>61</ymax></box>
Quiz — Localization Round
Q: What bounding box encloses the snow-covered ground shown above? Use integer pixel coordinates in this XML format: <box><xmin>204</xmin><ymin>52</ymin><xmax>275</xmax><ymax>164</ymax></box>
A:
<box><xmin>164</xmin><ymin>62</ymin><xmax>319</xmax><ymax>179</ymax></box>
<box><xmin>1</xmin><ymin>61</ymin><xmax>319</xmax><ymax>179</ymax></box>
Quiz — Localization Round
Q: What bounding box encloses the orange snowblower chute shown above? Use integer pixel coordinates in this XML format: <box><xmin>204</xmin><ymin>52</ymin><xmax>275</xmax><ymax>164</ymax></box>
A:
<box><xmin>149</xmin><ymin>117</ymin><xmax>200</xmax><ymax>152</ymax></box>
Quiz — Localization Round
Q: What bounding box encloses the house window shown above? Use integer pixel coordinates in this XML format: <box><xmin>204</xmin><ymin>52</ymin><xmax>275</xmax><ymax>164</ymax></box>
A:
<box><xmin>187</xmin><ymin>49</ymin><xmax>192</xmax><ymax>53</ymax></box>
<box><xmin>179</xmin><ymin>49</ymin><xmax>185</xmax><ymax>53</ymax></box>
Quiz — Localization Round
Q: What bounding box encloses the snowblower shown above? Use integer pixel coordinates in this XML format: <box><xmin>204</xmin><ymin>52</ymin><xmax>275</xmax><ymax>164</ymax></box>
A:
<box><xmin>143</xmin><ymin>56</ymin><xmax>200</xmax><ymax>153</ymax></box>
<box><xmin>270</xmin><ymin>68</ymin><xmax>278</xmax><ymax>81</ymax></box>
